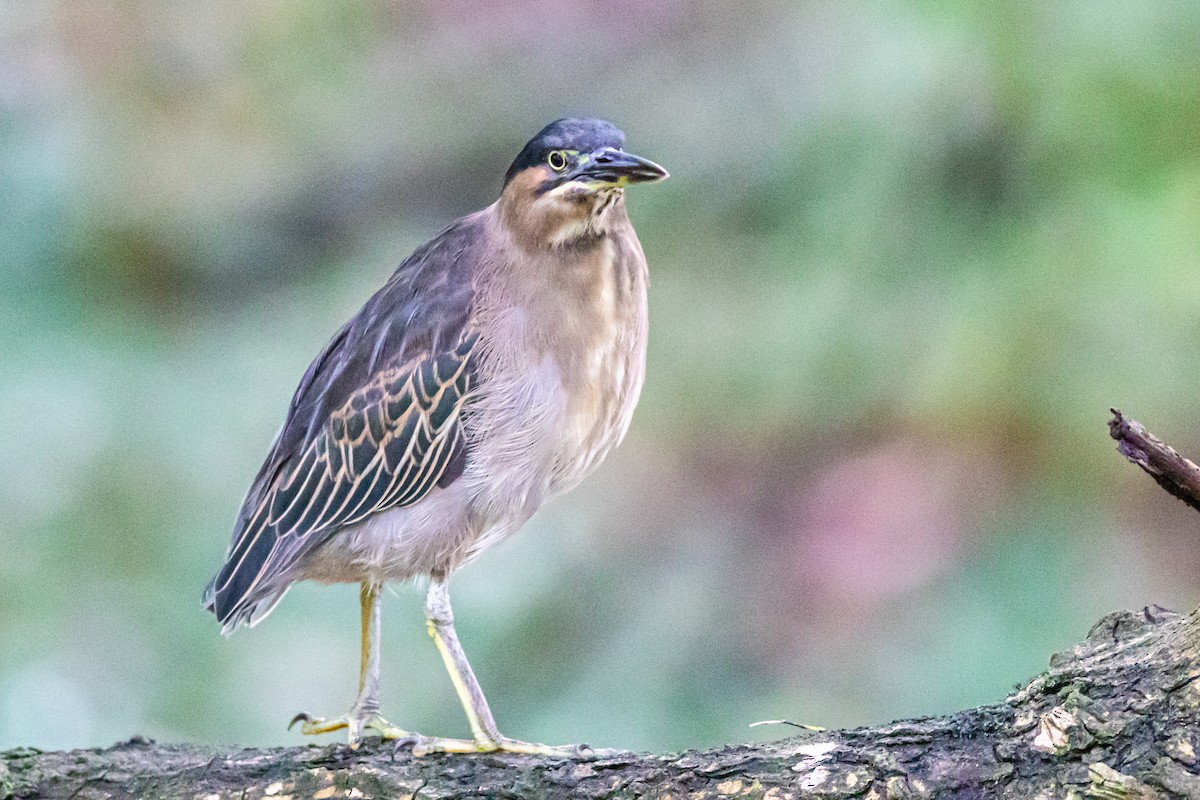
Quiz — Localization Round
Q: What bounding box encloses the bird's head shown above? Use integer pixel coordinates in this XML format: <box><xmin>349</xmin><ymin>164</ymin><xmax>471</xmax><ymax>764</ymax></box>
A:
<box><xmin>498</xmin><ymin>118</ymin><xmax>668</xmax><ymax>249</ymax></box>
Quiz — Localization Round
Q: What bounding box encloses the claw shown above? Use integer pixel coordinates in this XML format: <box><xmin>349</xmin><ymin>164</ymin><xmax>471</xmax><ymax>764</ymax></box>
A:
<box><xmin>390</xmin><ymin>733</ymin><xmax>423</xmax><ymax>758</ymax></box>
<box><xmin>289</xmin><ymin>710</ymin><xmax>413</xmax><ymax>747</ymax></box>
<box><xmin>287</xmin><ymin>712</ymin><xmax>312</xmax><ymax>731</ymax></box>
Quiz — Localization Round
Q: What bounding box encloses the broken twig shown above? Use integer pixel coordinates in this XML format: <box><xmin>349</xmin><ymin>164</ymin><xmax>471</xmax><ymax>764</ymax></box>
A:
<box><xmin>1109</xmin><ymin>407</ymin><xmax>1200</xmax><ymax>513</ymax></box>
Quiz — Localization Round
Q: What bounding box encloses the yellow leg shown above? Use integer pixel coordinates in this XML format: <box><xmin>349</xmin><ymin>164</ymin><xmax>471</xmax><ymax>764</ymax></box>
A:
<box><xmin>424</xmin><ymin>579</ymin><xmax>500</xmax><ymax>745</ymax></box>
<box><xmin>289</xmin><ymin>581</ymin><xmax>412</xmax><ymax>747</ymax></box>
<box><xmin>411</xmin><ymin>578</ymin><xmax>614</xmax><ymax>758</ymax></box>
<box><xmin>290</xmin><ymin>578</ymin><xmax>617</xmax><ymax>758</ymax></box>
<box><xmin>357</xmin><ymin>580</ymin><xmax>381</xmax><ymax>710</ymax></box>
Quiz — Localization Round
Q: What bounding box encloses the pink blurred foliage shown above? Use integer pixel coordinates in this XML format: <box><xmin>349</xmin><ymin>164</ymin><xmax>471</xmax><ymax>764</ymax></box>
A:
<box><xmin>783</xmin><ymin>439</ymin><xmax>997</xmax><ymax>612</ymax></box>
<box><xmin>690</xmin><ymin>434</ymin><xmax>1010</xmax><ymax>656</ymax></box>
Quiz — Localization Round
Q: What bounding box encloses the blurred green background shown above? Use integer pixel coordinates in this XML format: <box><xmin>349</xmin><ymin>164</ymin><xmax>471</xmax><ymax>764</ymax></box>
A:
<box><xmin>4</xmin><ymin>1</ymin><xmax>1200</xmax><ymax>754</ymax></box>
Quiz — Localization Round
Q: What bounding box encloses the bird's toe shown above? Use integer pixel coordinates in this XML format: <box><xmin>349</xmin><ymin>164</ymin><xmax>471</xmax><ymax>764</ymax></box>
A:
<box><xmin>288</xmin><ymin>710</ymin><xmax>411</xmax><ymax>749</ymax></box>
<box><xmin>288</xmin><ymin>711</ymin><xmax>349</xmax><ymax>737</ymax></box>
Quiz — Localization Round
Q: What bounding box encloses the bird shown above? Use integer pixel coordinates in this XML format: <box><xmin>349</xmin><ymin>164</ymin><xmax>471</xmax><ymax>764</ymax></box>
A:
<box><xmin>203</xmin><ymin>118</ymin><xmax>667</xmax><ymax>756</ymax></box>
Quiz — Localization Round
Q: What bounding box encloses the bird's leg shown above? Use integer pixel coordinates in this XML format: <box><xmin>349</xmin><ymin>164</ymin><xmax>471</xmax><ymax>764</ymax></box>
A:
<box><xmin>424</xmin><ymin>577</ymin><xmax>502</xmax><ymax>746</ymax></box>
<box><xmin>409</xmin><ymin>577</ymin><xmax>603</xmax><ymax>758</ymax></box>
<box><xmin>289</xmin><ymin>581</ymin><xmax>412</xmax><ymax>747</ymax></box>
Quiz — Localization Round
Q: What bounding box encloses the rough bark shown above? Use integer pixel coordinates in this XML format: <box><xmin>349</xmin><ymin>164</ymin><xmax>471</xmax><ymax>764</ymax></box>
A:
<box><xmin>7</xmin><ymin>410</ymin><xmax>1200</xmax><ymax>799</ymax></box>
<box><xmin>5</xmin><ymin>603</ymin><xmax>1200</xmax><ymax>799</ymax></box>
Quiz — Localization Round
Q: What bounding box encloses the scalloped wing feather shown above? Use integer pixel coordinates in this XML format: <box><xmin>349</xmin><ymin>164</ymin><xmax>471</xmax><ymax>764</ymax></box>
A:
<box><xmin>203</xmin><ymin>214</ymin><xmax>484</xmax><ymax>630</ymax></box>
<box><xmin>207</xmin><ymin>335</ymin><xmax>476</xmax><ymax>630</ymax></box>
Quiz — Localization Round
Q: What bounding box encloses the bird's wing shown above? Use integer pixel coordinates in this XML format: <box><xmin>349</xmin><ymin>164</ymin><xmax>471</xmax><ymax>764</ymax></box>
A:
<box><xmin>205</xmin><ymin>215</ymin><xmax>483</xmax><ymax>630</ymax></box>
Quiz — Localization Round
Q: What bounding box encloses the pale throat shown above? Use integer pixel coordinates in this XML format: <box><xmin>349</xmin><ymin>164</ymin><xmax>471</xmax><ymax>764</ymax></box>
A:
<box><xmin>541</xmin><ymin>184</ymin><xmax>625</xmax><ymax>247</ymax></box>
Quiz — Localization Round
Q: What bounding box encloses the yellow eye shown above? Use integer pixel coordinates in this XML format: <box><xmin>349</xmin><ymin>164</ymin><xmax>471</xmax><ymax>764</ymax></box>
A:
<box><xmin>547</xmin><ymin>150</ymin><xmax>568</xmax><ymax>171</ymax></box>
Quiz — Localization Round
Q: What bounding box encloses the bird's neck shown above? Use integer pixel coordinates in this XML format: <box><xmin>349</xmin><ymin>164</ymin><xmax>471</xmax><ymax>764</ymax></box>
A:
<box><xmin>496</xmin><ymin>188</ymin><xmax>628</xmax><ymax>253</ymax></box>
<box><xmin>475</xmin><ymin>203</ymin><xmax>647</xmax><ymax>355</ymax></box>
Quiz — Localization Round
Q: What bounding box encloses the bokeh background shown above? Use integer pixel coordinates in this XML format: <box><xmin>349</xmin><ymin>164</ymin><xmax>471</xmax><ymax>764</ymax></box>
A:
<box><xmin>4</xmin><ymin>1</ymin><xmax>1200</xmax><ymax>754</ymax></box>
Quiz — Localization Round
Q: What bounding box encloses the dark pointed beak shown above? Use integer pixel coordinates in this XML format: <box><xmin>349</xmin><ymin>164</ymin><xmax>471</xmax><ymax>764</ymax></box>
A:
<box><xmin>571</xmin><ymin>147</ymin><xmax>669</xmax><ymax>186</ymax></box>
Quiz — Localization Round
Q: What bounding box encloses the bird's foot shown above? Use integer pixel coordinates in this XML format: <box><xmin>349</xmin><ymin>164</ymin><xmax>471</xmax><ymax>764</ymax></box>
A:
<box><xmin>395</xmin><ymin>733</ymin><xmax>617</xmax><ymax>760</ymax></box>
<box><xmin>288</xmin><ymin>711</ymin><xmax>412</xmax><ymax>748</ymax></box>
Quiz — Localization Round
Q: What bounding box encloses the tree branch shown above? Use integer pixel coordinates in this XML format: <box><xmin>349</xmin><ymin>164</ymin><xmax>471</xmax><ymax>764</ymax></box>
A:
<box><xmin>7</xmin><ymin>605</ymin><xmax>1200</xmax><ymax>798</ymax></box>
<box><xmin>8</xmin><ymin>414</ymin><xmax>1200</xmax><ymax>798</ymax></box>
<box><xmin>1109</xmin><ymin>408</ymin><xmax>1200</xmax><ymax>513</ymax></box>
